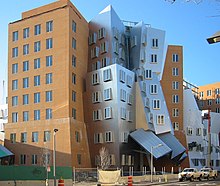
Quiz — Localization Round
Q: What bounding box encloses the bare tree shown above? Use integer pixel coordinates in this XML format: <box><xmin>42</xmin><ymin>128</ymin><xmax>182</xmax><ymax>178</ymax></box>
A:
<box><xmin>165</xmin><ymin>0</ymin><xmax>202</xmax><ymax>4</ymax></box>
<box><xmin>99</xmin><ymin>147</ymin><xmax>110</xmax><ymax>170</ymax></box>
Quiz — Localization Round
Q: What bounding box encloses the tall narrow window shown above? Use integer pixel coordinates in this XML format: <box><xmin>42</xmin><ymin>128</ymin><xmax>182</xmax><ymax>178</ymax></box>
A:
<box><xmin>23</xmin><ymin>77</ymin><xmax>29</xmax><ymax>88</ymax></box>
<box><xmin>103</xmin><ymin>69</ymin><xmax>112</xmax><ymax>82</ymax></box>
<box><xmin>12</xmin><ymin>47</ymin><xmax>18</xmax><ymax>58</ymax></box>
<box><xmin>34</xmin><ymin>75</ymin><xmax>40</xmax><ymax>86</ymax></box>
<box><xmin>34</xmin><ymin>58</ymin><xmax>41</xmax><ymax>69</ymax></box>
<box><xmin>12</xmin><ymin>96</ymin><xmax>18</xmax><ymax>106</ymax></box>
<box><xmin>12</xmin><ymin>80</ymin><xmax>18</xmax><ymax>90</ymax></box>
<box><xmin>72</xmin><ymin>55</ymin><xmax>76</xmax><ymax>67</ymax></box>
<box><xmin>46</xmin><ymin>73</ymin><xmax>53</xmax><ymax>84</ymax></box>
<box><xmin>32</xmin><ymin>155</ymin><xmax>38</xmax><ymax>165</ymax></box>
<box><xmin>151</xmin><ymin>54</ymin><xmax>157</xmax><ymax>63</ymax></box>
<box><xmin>13</xmin><ymin>31</ymin><xmax>18</xmax><ymax>42</ymax></box>
<box><xmin>172</xmin><ymin>68</ymin><xmax>179</xmax><ymax>76</ymax></box>
<box><xmin>46</xmin><ymin>21</ymin><xmax>53</xmax><ymax>32</ymax></box>
<box><xmin>46</xmin><ymin>38</ymin><xmax>53</xmax><ymax>49</ymax></box>
<box><xmin>157</xmin><ymin>114</ymin><xmax>165</xmax><ymax>125</ymax></box>
<box><xmin>46</xmin><ymin>91</ymin><xmax>53</xmax><ymax>102</ymax></box>
<box><xmin>72</xmin><ymin>38</ymin><xmax>76</xmax><ymax>49</ymax></box>
<box><xmin>44</xmin><ymin>131</ymin><xmax>51</xmax><ymax>142</ymax></box>
<box><xmin>72</xmin><ymin>21</ymin><xmax>76</xmax><ymax>32</ymax></box>
<box><xmin>21</xmin><ymin>132</ymin><xmax>27</xmax><ymax>143</ymax></box>
<box><xmin>23</xmin><ymin>61</ymin><xmax>29</xmax><ymax>72</ymax></box>
<box><xmin>23</xmin><ymin>94</ymin><xmax>29</xmax><ymax>105</ymax></box>
<box><xmin>10</xmin><ymin>133</ymin><xmax>16</xmax><ymax>143</ymax></box>
<box><xmin>46</xmin><ymin>108</ymin><xmax>52</xmax><ymax>120</ymax></box>
<box><xmin>46</xmin><ymin>55</ymin><xmax>53</xmax><ymax>67</ymax></box>
<box><xmin>72</xmin><ymin>108</ymin><xmax>76</xmax><ymax>119</ymax></box>
<box><xmin>23</xmin><ymin>28</ymin><xmax>29</xmax><ymax>39</ymax></box>
<box><xmin>23</xmin><ymin>44</ymin><xmax>29</xmax><ymax>55</ymax></box>
<box><xmin>32</xmin><ymin>132</ymin><xmax>39</xmax><ymax>142</ymax></box>
<box><xmin>172</xmin><ymin>54</ymin><xmax>179</xmax><ymax>62</ymax></box>
<box><xmin>34</xmin><ymin>41</ymin><xmax>41</xmax><ymax>52</ymax></box>
<box><xmin>72</xmin><ymin>73</ymin><xmax>76</xmax><ymax>85</ymax></box>
<box><xmin>12</xmin><ymin>63</ymin><xmax>18</xmax><ymax>74</ymax></box>
<box><xmin>150</xmin><ymin>84</ymin><xmax>158</xmax><ymax>94</ymax></box>
<box><xmin>23</xmin><ymin>111</ymin><xmax>29</xmax><ymax>121</ymax></box>
<box><xmin>12</xmin><ymin>112</ymin><xmax>18</xmax><ymax>123</ymax></box>
<box><xmin>145</xmin><ymin>69</ymin><xmax>152</xmax><ymax>79</ymax></box>
<box><xmin>152</xmin><ymin>38</ymin><xmax>158</xmax><ymax>48</ymax></box>
<box><xmin>34</xmin><ymin>24</ymin><xmax>41</xmax><ymax>35</ymax></box>
<box><xmin>34</xmin><ymin>110</ymin><xmax>40</xmax><ymax>120</ymax></box>
<box><xmin>34</xmin><ymin>92</ymin><xmax>40</xmax><ymax>103</ymax></box>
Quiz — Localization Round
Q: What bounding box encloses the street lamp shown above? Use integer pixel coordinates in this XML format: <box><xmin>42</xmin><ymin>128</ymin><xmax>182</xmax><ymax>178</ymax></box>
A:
<box><xmin>207</xmin><ymin>31</ymin><xmax>220</xmax><ymax>44</ymax></box>
<box><xmin>151</xmin><ymin>144</ymin><xmax>163</xmax><ymax>183</ymax></box>
<box><xmin>53</xmin><ymin>129</ymin><xmax>58</xmax><ymax>186</ymax></box>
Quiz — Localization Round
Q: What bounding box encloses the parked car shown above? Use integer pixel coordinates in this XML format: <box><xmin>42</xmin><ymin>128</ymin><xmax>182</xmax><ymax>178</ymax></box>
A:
<box><xmin>200</xmin><ymin>167</ymin><xmax>218</xmax><ymax>180</ymax></box>
<box><xmin>178</xmin><ymin>168</ymin><xmax>203</xmax><ymax>182</ymax></box>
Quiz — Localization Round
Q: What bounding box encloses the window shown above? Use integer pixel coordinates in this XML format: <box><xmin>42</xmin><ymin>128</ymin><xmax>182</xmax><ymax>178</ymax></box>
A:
<box><xmin>10</xmin><ymin>133</ymin><xmax>16</xmax><ymax>143</ymax></box>
<box><xmin>94</xmin><ymin>133</ymin><xmax>103</xmax><ymax>144</ymax></box>
<box><xmin>196</xmin><ymin>128</ymin><xmax>202</xmax><ymax>136</ymax></box>
<box><xmin>109</xmin><ymin>154</ymin><xmax>116</xmax><ymax>165</ymax></box>
<box><xmin>127</xmin><ymin>94</ymin><xmax>133</xmax><ymax>105</ymax></box>
<box><xmin>75</xmin><ymin>131</ymin><xmax>80</xmax><ymax>143</ymax></box>
<box><xmin>113</xmin><ymin>41</ymin><xmax>119</xmax><ymax>54</ymax></box>
<box><xmin>92</xmin><ymin>61</ymin><xmax>101</xmax><ymax>71</ymax></box>
<box><xmin>187</xmin><ymin>127</ymin><xmax>193</xmax><ymax>135</ymax></box>
<box><xmin>20</xmin><ymin>154</ymin><xmax>26</xmax><ymax>165</ymax></box>
<box><xmin>172</xmin><ymin>108</ymin><xmax>179</xmax><ymax>117</ymax></box>
<box><xmin>208</xmin><ymin>99</ymin><xmax>212</xmax><ymax>106</ymax></box>
<box><xmin>46</xmin><ymin>108</ymin><xmax>52</xmax><ymax>119</ymax></box>
<box><xmin>152</xmin><ymin>38</ymin><xmax>158</xmax><ymax>48</ymax></box>
<box><xmin>172</xmin><ymin>95</ymin><xmax>179</xmax><ymax>103</ymax></box>
<box><xmin>46</xmin><ymin>55</ymin><xmax>53</xmax><ymax>67</ymax></box>
<box><xmin>119</xmin><ymin>70</ymin><xmax>126</xmax><ymax>83</ymax></box>
<box><xmin>121</xmin><ymin>132</ymin><xmax>129</xmax><ymax>143</ymax></box>
<box><xmin>121</xmin><ymin>107</ymin><xmax>126</xmax><ymax>120</ymax></box>
<box><xmin>104</xmin><ymin>107</ymin><xmax>112</xmax><ymax>119</ymax></box>
<box><xmin>103</xmin><ymin>69</ymin><xmax>111</xmax><ymax>82</ymax></box>
<box><xmin>216</xmin><ymin>108</ymin><xmax>220</xmax><ymax>113</ymax></box>
<box><xmin>34</xmin><ymin>58</ymin><xmax>40</xmax><ymax>69</ymax></box>
<box><xmin>12</xmin><ymin>112</ymin><xmax>18</xmax><ymax>123</ymax></box>
<box><xmin>119</xmin><ymin>48</ymin><xmax>125</xmax><ymax>60</ymax></box>
<box><xmin>153</xmin><ymin>99</ymin><xmax>160</xmax><ymax>109</ymax></box>
<box><xmin>34</xmin><ymin>41</ymin><xmax>41</xmax><ymax>52</ymax></box>
<box><xmin>23</xmin><ymin>61</ymin><xmax>29</xmax><ymax>72</ymax></box>
<box><xmin>12</xmin><ymin>96</ymin><xmax>18</xmax><ymax>106</ymax></box>
<box><xmin>192</xmin><ymin>159</ymin><xmax>199</xmax><ymax>166</ymax></box>
<box><xmin>207</xmin><ymin>90</ymin><xmax>212</xmax><ymax>96</ymax></box>
<box><xmin>101</xmin><ymin>57</ymin><xmax>110</xmax><ymax>67</ymax></box>
<box><xmin>150</xmin><ymin>84</ymin><xmax>158</xmax><ymax>94</ymax></box>
<box><xmin>145</xmin><ymin>69</ymin><xmax>152</xmax><ymax>79</ymax></box>
<box><xmin>46</xmin><ymin>38</ymin><xmax>53</xmax><ymax>49</ymax></box>
<box><xmin>151</xmin><ymin>54</ymin><xmax>157</xmax><ymax>63</ymax></box>
<box><xmin>46</xmin><ymin>91</ymin><xmax>52</xmax><ymax>102</ymax></box>
<box><xmin>46</xmin><ymin>73</ymin><xmax>53</xmax><ymax>84</ymax></box>
<box><xmin>23</xmin><ymin>44</ymin><xmax>29</xmax><ymax>55</ymax></box>
<box><xmin>72</xmin><ymin>55</ymin><xmax>76</xmax><ymax>67</ymax></box>
<box><xmin>13</xmin><ymin>31</ymin><xmax>18</xmax><ymax>42</ymax></box>
<box><xmin>172</xmin><ymin>54</ymin><xmax>179</xmax><ymax>62</ymax></box>
<box><xmin>127</xmin><ymin>75</ymin><xmax>132</xmax><ymax>88</ymax></box>
<box><xmin>34</xmin><ymin>24</ymin><xmax>41</xmax><ymax>35</ymax></box>
<box><xmin>100</xmin><ymin>41</ymin><xmax>108</xmax><ymax>53</ymax></box>
<box><xmin>76</xmin><ymin>154</ymin><xmax>81</xmax><ymax>165</ymax></box>
<box><xmin>34</xmin><ymin>110</ymin><xmax>40</xmax><ymax>120</ymax></box>
<box><xmin>173</xmin><ymin>122</ymin><xmax>179</xmax><ymax>131</ymax></box>
<box><xmin>34</xmin><ymin>75</ymin><xmax>40</xmax><ymax>86</ymax></box>
<box><xmin>103</xmin><ymin>88</ymin><xmax>112</xmax><ymax>101</ymax></box>
<box><xmin>32</xmin><ymin>155</ymin><xmax>37</xmax><ymax>165</ymax></box>
<box><xmin>92</xmin><ymin>91</ymin><xmax>101</xmax><ymax>103</ymax></box>
<box><xmin>89</xmin><ymin>33</ymin><xmax>97</xmax><ymax>45</ymax></box>
<box><xmin>157</xmin><ymin>114</ymin><xmax>165</xmax><ymax>125</ymax></box>
<box><xmin>23</xmin><ymin>28</ymin><xmax>29</xmax><ymax>39</ymax></box>
<box><xmin>215</xmin><ymin>88</ymin><xmax>220</xmax><ymax>95</ymax></box>
<box><xmin>91</xmin><ymin>47</ymin><xmax>99</xmax><ymax>59</ymax></box>
<box><xmin>72</xmin><ymin>38</ymin><xmax>76</xmax><ymax>49</ymax></box>
<box><xmin>98</xmin><ymin>28</ymin><xmax>106</xmax><ymax>39</ymax></box>
<box><xmin>46</xmin><ymin>20</ymin><xmax>53</xmax><ymax>32</ymax></box>
<box><xmin>12</xmin><ymin>80</ymin><xmax>18</xmax><ymax>90</ymax></box>
<box><xmin>32</xmin><ymin>132</ymin><xmax>38</xmax><ymax>142</ymax></box>
<box><xmin>12</xmin><ymin>47</ymin><xmax>18</xmax><ymax>58</ymax></box>
<box><xmin>72</xmin><ymin>108</ymin><xmax>76</xmax><ymax>119</ymax></box>
<box><xmin>105</xmin><ymin>131</ymin><xmax>113</xmax><ymax>142</ymax></box>
<box><xmin>34</xmin><ymin>92</ymin><xmax>40</xmax><ymax>103</ymax></box>
<box><xmin>199</xmin><ymin>92</ymin><xmax>204</xmax><ymax>98</ymax></box>
<box><xmin>72</xmin><ymin>73</ymin><xmax>76</xmax><ymax>84</ymax></box>
<box><xmin>120</xmin><ymin>89</ymin><xmax>127</xmax><ymax>102</ymax></box>
<box><xmin>172</xmin><ymin>68</ymin><xmax>179</xmax><ymax>76</ymax></box>
<box><xmin>12</xmin><ymin>63</ymin><xmax>18</xmax><ymax>74</ymax></box>
<box><xmin>72</xmin><ymin>91</ymin><xmax>76</xmax><ymax>102</ymax></box>
<box><xmin>172</xmin><ymin>81</ymin><xmax>179</xmax><ymax>90</ymax></box>
<box><xmin>203</xmin><ymin>128</ymin><xmax>207</xmax><ymax>136</ymax></box>
<box><xmin>216</xmin><ymin>160</ymin><xmax>220</xmax><ymax>167</ymax></box>
<box><xmin>23</xmin><ymin>94</ymin><xmax>29</xmax><ymax>105</ymax></box>
<box><xmin>23</xmin><ymin>111</ymin><xmax>29</xmax><ymax>121</ymax></box>
<box><xmin>130</xmin><ymin>36</ymin><xmax>137</xmax><ymax>48</ymax></box>
<box><xmin>93</xmin><ymin>109</ymin><xmax>102</xmax><ymax>121</ymax></box>
<box><xmin>92</xmin><ymin>72</ymin><xmax>100</xmax><ymax>85</ymax></box>
<box><xmin>216</xmin><ymin>98</ymin><xmax>220</xmax><ymax>104</ymax></box>
<box><xmin>44</xmin><ymin>131</ymin><xmax>51</xmax><ymax>142</ymax></box>
<box><xmin>21</xmin><ymin>132</ymin><xmax>27</xmax><ymax>143</ymax></box>
<box><xmin>72</xmin><ymin>21</ymin><xmax>76</xmax><ymax>32</ymax></box>
<box><xmin>127</xmin><ymin>111</ymin><xmax>133</xmax><ymax>122</ymax></box>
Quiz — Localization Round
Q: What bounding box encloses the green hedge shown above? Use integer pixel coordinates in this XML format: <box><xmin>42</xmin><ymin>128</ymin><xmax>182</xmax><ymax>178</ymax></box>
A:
<box><xmin>0</xmin><ymin>166</ymin><xmax>72</xmax><ymax>181</ymax></box>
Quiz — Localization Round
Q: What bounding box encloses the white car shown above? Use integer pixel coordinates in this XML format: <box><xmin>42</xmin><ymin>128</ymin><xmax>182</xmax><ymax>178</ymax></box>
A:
<box><xmin>200</xmin><ymin>167</ymin><xmax>218</xmax><ymax>180</ymax></box>
<box><xmin>178</xmin><ymin>168</ymin><xmax>203</xmax><ymax>182</ymax></box>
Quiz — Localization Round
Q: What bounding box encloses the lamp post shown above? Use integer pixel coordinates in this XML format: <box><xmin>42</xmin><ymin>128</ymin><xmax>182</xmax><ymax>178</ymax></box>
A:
<box><xmin>53</xmin><ymin>129</ymin><xmax>58</xmax><ymax>186</ymax></box>
<box><xmin>151</xmin><ymin>144</ymin><xmax>163</xmax><ymax>183</ymax></box>
<box><xmin>207</xmin><ymin>31</ymin><xmax>220</xmax><ymax>44</ymax></box>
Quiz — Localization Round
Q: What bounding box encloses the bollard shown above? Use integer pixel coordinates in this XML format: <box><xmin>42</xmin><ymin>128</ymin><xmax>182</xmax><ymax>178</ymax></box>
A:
<box><xmin>58</xmin><ymin>178</ymin><xmax>64</xmax><ymax>186</ymax></box>
<box><xmin>158</xmin><ymin>177</ymin><xmax>161</xmax><ymax>182</ymax></box>
<box><xmin>128</xmin><ymin>175</ymin><xmax>133</xmax><ymax>186</ymax></box>
<box><xmin>164</xmin><ymin>175</ymin><xmax>168</xmax><ymax>182</ymax></box>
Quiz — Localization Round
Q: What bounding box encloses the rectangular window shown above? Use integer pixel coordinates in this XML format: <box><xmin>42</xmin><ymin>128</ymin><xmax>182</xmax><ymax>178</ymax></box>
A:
<box><xmin>151</xmin><ymin>54</ymin><xmax>157</xmax><ymax>63</ymax></box>
<box><xmin>34</xmin><ymin>110</ymin><xmax>40</xmax><ymax>120</ymax></box>
<box><xmin>103</xmin><ymin>88</ymin><xmax>112</xmax><ymax>101</ymax></box>
<box><xmin>120</xmin><ymin>107</ymin><xmax>126</xmax><ymax>120</ymax></box>
<box><xmin>92</xmin><ymin>61</ymin><xmax>101</xmax><ymax>71</ymax></box>
<box><xmin>32</xmin><ymin>132</ymin><xmax>38</xmax><ymax>142</ymax></box>
<box><xmin>121</xmin><ymin>132</ymin><xmax>129</xmax><ymax>143</ymax></box>
<box><xmin>207</xmin><ymin>90</ymin><xmax>212</xmax><ymax>96</ymax></box>
<box><xmin>72</xmin><ymin>21</ymin><xmax>76</xmax><ymax>32</ymax></box>
<box><xmin>187</xmin><ymin>127</ymin><xmax>193</xmax><ymax>135</ymax></box>
<box><xmin>23</xmin><ymin>44</ymin><xmax>29</xmax><ymax>55</ymax></box>
<box><xmin>34</xmin><ymin>75</ymin><xmax>40</xmax><ymax>86</ymax></box>
<box><xmin>46</xmin><ymin>55</ymin><xmax>53</xmax><ymax>67</ymax></box>
<box><xmin>12</xmin><ymin>47</ymin><xmax>18</xmax><ymax>58</ymax></box>
<box><xmin>20</xmin><ymin>154</ymin><xmax>26</xmax><ymax>165</ymax></box>
<box><xmin>94</xmin><ymin>133</ymin><xmax>103</xmax><ymax>144</ymax></box>
<box><xmin>23</xmin><ymin>111</ymin><xmax>29</xmax><ymax>121</ymax></box>
<box><xmin>72</xmin><ymin>38</ymin><xmax>76</xmax><ymax>49</ymax></box>
<box><xmin>34</xmin><ymin>41</ymin><xmax>41</xmax><ymax>52</ymax></box>
<box><xmin>23</xmin><ymin>61</ymin><xmax>29</xmax><ymax>72</ymax></box>
<box><xmin>72</xmin><ymin>55</ymin><xmax>76</xmax><ymax>67</ymax></box>
<box><xmin>114</xmin><ymin>41</ymin><xmax>119</xmax><ymax>54</ymax></box>
<box><xmin>34</xmin><ymin>58</ymin><xmax>40</xmax><ymax>69</ymax></box>
<box><xmin>172</xmin><ymin>54</ymin><xmax>179</xmax><ymax>62</ymax></box>
<box><xmin>92</xmin><ymin>91</ymin><xmax>101</xmax><ymax>103</ymax></box>
<box><xmin>215</xmin><ymin>88</ymin><xmax>220</xmax><ymax>95</ymax></box>
<box><xmin>46</xmin><ymin>38</ymin><xmax>53</xmax><ymax>49</ymax></box>
<box><xmin>77</xmin><ymin>154</ymin><xmax>81</xmax><ymax>165</ymax></box>
<box><xmin>91</xmin><ymin>47</ymin><xmax>99</xmax><ymax>59</ymax></box>
<box><xmin>32</xmin><ymin>154</ymin><xmax>38</xmax><ymax>165</ymax></box>
<box><xmin>119</xmin><ymin>70</ymin><xmax>126</xmax><ymax>83</ymax></box>
<box><xmin>172</xmin><ymin>68</ymin><xmax>179</xmax><ymax>76</ymax></box>
<box><xmin>127</xmin><ymin>75</ymin><xmax>133</xmax><ymax>88</ymax></box>
<box><xmin>157</xmin><ymin>114</ymin><xmax>165</xmax><ymax>125</ymax></box>
<box><xmin>34</xmin><ymin>24</ymin><xmax>41</xmax><ymax>35</ymax></box>
<box><xmin>172</xmin><ymin>94</ymin><xmax>179</xmax><ymax>103</ymax></box>
<box><xmin>13</xmin><ymin>31</ymin><xmax>18</xmax><ymax>42</ymax></box>
<box><xmin>46</xmin><ymin>73</ymin><xmax>53</xmax><ymax>84</ymax></box>
<box><xmin>150</xmin><ymin>84</ymin><xmax>158</xmax><ymax>94</ymax></box>
<box><xmin>46</xmin><ymin>20</ymin><xmax>53</xmax><ymax>32</ymax></box>
<box><xmin>44</xmin><ymin>131</ymin><xmax>51</xmax><ymax>142</ymax></box>
<box><xmin>12</xmin><ymin>63</ymin><xmax>18</xmax><ymax>74</ymax></box>
<box><xmin>23</xmin><ymin>94</ymin><xmax>29</xmax><ymax>105</ymax></box>
<box><xmin>152</xmin><ymin>38</ymin><xmax>158</xmax><ymax>48</ymax></box>
<box><xmin>100</xmin><ymin>41</ymin><xmax>108</xmax><ymax>54</ymax></box>
<box><xmin>10</xmin><ymin>133</ymin><xmax>16</xmax><ymax>143</ymax></box>
<box><xmin>46</xmin><ymin>91</ymin><xmax>53</xmax><ymax>102</ymax></box>
<box><xmin>21</xmin><ymin>132</ymin><xmax>27</xmax><ymax>143</ymax></box>
<box><xmin>172</xmin><ymin>81</ymin><xmax>179</xmax><ymax>90</ymax></box>
<box><xmin>152</xmin><ymin>99</ymin><xmax>160</xmax><ymax>109</ymax></box>
<box><xmin>12</xmin><ymin>112</ymin><xmax>18</xmax><ymax>123</ymax></box>
<box><xmin>23</xmin><ymin>28</ymin><xmax>29</xmax><ymax>39</ymax></box>
<box><xmin>103</xmin><ymin>69</ymin><xmax>112</xmax><ymax>82</ymax></box>
<box><xmin>172</xmin><ymin>108</ymin><xmax>179</xmax><ymax>117</ymax></box>
<box><xmin>72</xmin><ymin>73</ymin><xmax>76</xmax><ymax>85</ymax></box>
<box><xmin>12</xmin><ymin>96</ymin><xmax>18</xmax><ymax>106</ymax></box>
<box><xmin>89</xmin><ymin>33</ymin><xmax>97</xmax><ymax>45</ymax></box>
<box><xmin>92</xmin><ymin>72</ymin><xmax>100</xmax><ymax>85</ymax></box>
<box><xmin>105</xmin><ymin>131</ymin><xmax>113</xmax><ymax>142</ymax></box>
<box><xmin>127</xmin><ymin>111</ymin><xmax>133</xmax><ymax>122</ymax></box>
<box><xmin>196</xmin><ymin>128</ymin><xmax>202</xmax><ymax>136</ymax></box>
<box><xmin>120</xmin><ymin>89</ymin><xmax>127</xmax><ymax>102</ymax></box>
<box><xmin>34</xmin><ymin>92</ymin><xmax>40</xmax><ymax>103</ymax></box>
<box><xmin>93</xmin><ymin>109</ymin><xmax>102</xmax><ymax>121</ymax></box>
<box><xmin>75</xmin><ymin>131</ymin><xmax>80</xmax><ymax>143</ymax></box>
<box><xmin>104</xmin><ymin>107</ymin><xmax>112</xmax><ymax>119</ymax></box>
<box><xmin>12</xmin><ymin>80</ymin><xmax>18</xmax><ymax>90</ymax></box>
<box><xmin>101</xmin><ymin>57</ymin><xmax>110</xmax><ymax>67</ymax></box>
<box><xmin>72</xmin><ymin>108</ymin><xmax>76</xmax><ymax>119</ymax></box>
<box><xmin>72</xmin><ymin>91</ymin><xmax>76</xmax><ymax>102</ymax></box>
<box><xmin>173</xmin><ymin>122</ymin><xmax>179</xmax><ymax>131</ymax></box>
<box><xmin>46</xmin><ymin>108</ymin><xmax>52</xmax><ymax>120</ymax></box>
<box><xmin>127</xmin><ymin>94</ymin><xmax>133</xmax><ymax>105</ymax></box>
<box><xmin>98</xmin><ymin>28</ymin><xmax>106</xmax><ymax>39</ymax></box>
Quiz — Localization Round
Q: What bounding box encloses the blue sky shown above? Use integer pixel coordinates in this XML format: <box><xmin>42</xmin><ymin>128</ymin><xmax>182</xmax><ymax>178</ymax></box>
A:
<box><xmin>0</xmin><ymin>0</ymin><xmax>220</xmax><ymax>101</ymax></box>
